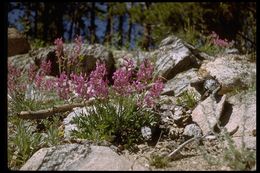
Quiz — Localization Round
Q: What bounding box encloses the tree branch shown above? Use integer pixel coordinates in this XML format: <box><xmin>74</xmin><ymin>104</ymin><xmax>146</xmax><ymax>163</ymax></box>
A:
<box><xmin>18</xmin><ymin>102</ymin><xmax>90</xmax><ymax>120</ymax></box>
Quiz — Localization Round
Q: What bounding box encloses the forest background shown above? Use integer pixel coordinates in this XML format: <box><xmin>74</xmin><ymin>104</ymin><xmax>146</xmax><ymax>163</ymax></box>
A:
<box><xmin>8</xmin><ymin>2</ymin><xmax>256</xmax><ymax>54</ymax></box>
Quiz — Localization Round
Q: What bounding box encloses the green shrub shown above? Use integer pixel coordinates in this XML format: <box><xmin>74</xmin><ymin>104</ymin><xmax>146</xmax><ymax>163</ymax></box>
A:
<box><xmin>42</xmin><ymin>116</ymin><xmax>63</xmax><ymax>147</ymax></box>
<box><xmin>71</xmin><ymin>93</ymin><xmax>160</xmax><ymax>150</ymax></box>
<box><xmin>8</xmin><ymin>118</ymin><xmax>44</xmax><ymax>169</ymax></box>
<box><xmin>30</xmin><ymin>38</ymin><xmax>46</xmax><ymax>49</ymax></box>
<box><xmin>176</xmin><ymin>90</ymin><xmax>197</xmax><ymax>109</ymax></box>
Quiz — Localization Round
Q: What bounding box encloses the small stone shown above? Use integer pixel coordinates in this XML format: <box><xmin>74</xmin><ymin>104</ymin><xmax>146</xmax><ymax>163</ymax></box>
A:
<box><xmin>186</xmin><ymin>110</ymin><xmax>192</xmax><ymax>114</ymax></box>
<box><xmin>141</xmin><ymin>126</ymin><xmax>152</xmax><ymax>140</ymax></box>
<box><xmin>174</xmin><ymin>110</ymin><xmax>183</xmax><ymax>116</ymax></box>
<box><xmin>224</xmin><ymin>48</ymin><xmax>239</xmax><ymax>54</ymax></box>
<box><xmin>205</xmin><ymin>135</ymin><xmax>217</xmax><ymax>140</ymax></box>
<box><xmin>183</xmin><ymin>124</ymin><xmax>202</xmax><ymax>138</ymax></box>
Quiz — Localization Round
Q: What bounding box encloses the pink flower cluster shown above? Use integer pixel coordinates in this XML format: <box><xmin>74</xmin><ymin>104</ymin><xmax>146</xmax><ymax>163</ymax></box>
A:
<box><xmin>87</xmin><ymin>61</ymin><xmax>109</xmax><ymax>98</ymax></box>
<box><xmin>40</xmin><ymin>60</ymin><xmax>52</xmax><ymax>75</ymax></box>
<box><xmin>70</xmin><ymin>72</ymin><xmax>88</xmax><ymax>99</ymax></box>
<box><xmin>112</xmin><ymin>58</ymin><xmax>164</xmax><ymax>108</ymax></box>
<box><xmin>9</xmin><ymin>36</ymin><xmax>164</xmax><ymax>109</ymax></box>
<box><xmin>54</xmin><ymin>36</ymin><xmax>85</xmax><ymax>74</ymax></box>
<box><xmin>54</xmin><ymin>60</ymin><xmax>109</xmax><ymax>100</ymax></box>
<box><xmin>143</xmin><ymin>78</ymin><xmax>164</xmax><ymax>108</ymax></box>
<box><xmin>74</xmin><ymin>35</ymin><xmax>83</xmax><ymax>54</ymax></box>
<box><xmin>210</xmin><ymin>31</ymin><xmax>233</xmax><ymax>48</ymax></box>
<box><xmin>54</xmin><ymin>37</ymin><xmax>64</xmax><ymax>58</ymax></box>
<box><xmin>53</xmin><ymin>57</ymin><xmax>163</xmax><ymax>108</ymax></box>
<box><xmin>134</xmin><ymin>59</ymin><xmax>154</xmax><ymax>92</ymax></box>
<box><xmin>69</xmin><ymin>35</ymin><xmax>83</xmax><ymax>66</ymax></box>
<box><xmin>34</xmin><ymin>60</ymin><xmax>54</xmax><ymax>91</ymax></box>
<box><xmin>56</xmin><ymin>71</ymin><xmax>71</xmax><ymax>99</ymax></box>
<box><xmin>112</xmin><ymin>58</ymin><xmax>134</xmax><ymax>96</ymax></box>
<box><xmin>8</xmin><ymin>63</ymin><xmax>26</xmax><ymax>96</ymax></box>
<box><xmin>136</xmin><ymin>59</ymin><xmax>153</xmax><ymax>83</ymax></box>
<box><xmin>28</xmin><ymin>63</ymin><xmax>37</xmax><ymax>82</ymax></box>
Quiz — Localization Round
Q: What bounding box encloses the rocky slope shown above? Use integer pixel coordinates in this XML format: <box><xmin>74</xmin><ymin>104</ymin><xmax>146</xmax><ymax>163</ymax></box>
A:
<box><xmin>8</xmin><ymin>33</ymin><xmax>256</xmax><ymax>171</ymax></box>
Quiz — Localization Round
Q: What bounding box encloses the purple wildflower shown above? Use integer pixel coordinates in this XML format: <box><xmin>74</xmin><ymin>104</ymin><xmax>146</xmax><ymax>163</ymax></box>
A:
<box><xmin>28</xmin><ymin>63</ymin><xmax>37</xmax><ymax>83</ymax></box>
<box><xmin>54</xmin><ymin>37</ymin><xmax>64</xmax><ymax>58</ymax></box>
<box><xmin>34</xmin><ymin>74</ymin><xmax>43</xmax><ymax>89</ymax></box>
<box><xmin>40</xmin><ymin>60</ymin><xmax>52</xmax><ymax>75</ymax></box>
<box><xmin>70</xmin><ymin>72</ymin><xmax>89</xmax><ymax>100</ymax></box>
<box><xmin>112</xmin><ymin>58</ymin><xmax>135</xmax><ymax>96</ymax></box>
<box><xmin>8</xmin><ymin>63</ymin><xmax>26</xmax><ymax>96</ymax></box>
<box><xmin>42</xmin><ymin>78</ymin><xmax>55</xmax><ymax>91</ymax></box>
<box><xmin>68</xmin><ymin>35</ymin><xmax>83</xmax><ymax>66</ymax></box>
<box><xmin>136</xmin><ymin>59</ymin><xmax>154</xmax><ymax>83</ymax></box>
<box><xmin>87</xmin><ymin>61</ymin><xmax>109</xmax><ymax>98</ymax></box>
<box><xmin>142</xmin><ymin>78</ymin><xmax>164</xmax><ymax>108</ymax></box>
<box><xmin>74</xmin><ymin>35</ymin><xmax>83</xmax><ymax>54</ymax></box>
<box><xmin>56</xmin><ymin>71</ymin><xmax>71</xmax><ymax>99</ymax></box>
<box><xmin>210</xmin><ymin>31</ymin><xmax>233</xmax><ymax>48</ymax></box>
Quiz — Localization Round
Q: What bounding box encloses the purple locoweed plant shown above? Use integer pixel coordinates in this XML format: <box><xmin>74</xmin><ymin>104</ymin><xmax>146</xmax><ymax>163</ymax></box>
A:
<box><xmin>87</xmin><ymin>60</ymin><xmax>109</xmax><ymax>99</ymax></box>
<box><xmin>56</xmin><ymin>71</ymin><xmax>71</xmax><ymax>99</ymax></box>
<box><xmin>143</xmin><ymin>78</ymin><xmax>164</xmax><ymax>108</ymax></box>
<box><xmin>54</xmin><ymin>37</ymin><xmax>64</xmax><ymax>74</ymax></box>
<box><xmin>8</xmin><ymin>63</ymin><xmax>26</xmax><ymax>97</ymax></box>
<box><xmin>70</xmin><ymin>72</ymin><xmax>89</xmax><ymax>100</ymax></box>
<box><xmin>28</xmin><ymin>63</ymin><xmax>37</xmax><ymax>83</ymax></box>
<box><xmin>68</xmin><ymin>35</ymin><xmax>83</xmax><ymax>73</ymax></box>
<box><xmin>112</xmin><ymin>66</ymin><xmax>133</xmax><ymax>96</ymax></box>
<box><xmin>39</xmin><ymin>59</ymin><xmax>52</xmax><ymax>76</ymax></box>
<box><xmin>54</xmin><ymin>37</ymin><xmax>64</xmax><ymax>58</ymax></box>
<box><xmin>210</xmin><ymin>31</ymin><xmax>234</xmax><ymax>48</ymax></box>
<box><xmin>136</xmin><ymin>58</ymin><xmax>154</xmax><ymax>83</ymax></box>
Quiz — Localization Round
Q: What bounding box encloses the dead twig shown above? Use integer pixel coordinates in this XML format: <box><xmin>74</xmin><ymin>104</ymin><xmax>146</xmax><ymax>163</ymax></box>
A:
<box><xmin>168</xmin><ymin>134</ymin><xmax>207</xmax><ymax>158</ymax></box>
<box><xmin>18</xmin><ymin>102</ymin><xmax>91</xmax><ymax>120</ymax></box>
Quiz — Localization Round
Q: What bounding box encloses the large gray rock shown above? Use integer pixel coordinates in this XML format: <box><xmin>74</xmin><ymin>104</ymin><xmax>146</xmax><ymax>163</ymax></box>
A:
<box><xmin>112</xmin><ymin>49</ymin><xmax>153</xmax><ymax>69</ymax></box>
<box><xmin>198</xmin><ymin>54</ymin><xmax>256</xmax><ymax>95</ymax></box>
<box><xmin>79</xmin><ymin>44</ymin><xmax>115</xmax><ymax>81</ymax></box>
<box><xmin>8</xmin><ymin>53</ymin><xmax>35</xmax><ymax>74</ymax></box>
<box><xmin>9</xmin><ymin>43</ymin><xmax>116</xmax><ymax>79</ymax></box>
<box><xmin>162</xmin><ymin>68</ymin><xmax>201</xmax><ymax>97</ymax></box>
<box><xmin>20</xmin><ymin>143</ymin><xmax>147</xmax><ymax>170</ymax></box>
<box><xmin>223</xmin><ymin>90</ymin><xmax>256</xmax><ymax>150</ymax></box>
<box><xmin>112</xmin><ymin>50</ymin><xmax>135</xmax><ymax>68</ymax></box>
<box><xmin>8</xmin><ymin>27</ymin><xmax>31</xmax><ymax>57</ymax></box>
<box><xmin>153</xmin><ymin>35</ymin><xmax>203</xmax><ymax>80</ymax></box>
<box><xmin>191</xmin><ymin>94</ymin><xmax>226</xmax><ymax>134</ymax></box>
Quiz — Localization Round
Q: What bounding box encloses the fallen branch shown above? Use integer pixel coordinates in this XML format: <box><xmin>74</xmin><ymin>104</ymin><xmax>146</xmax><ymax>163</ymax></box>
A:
<box><xmin>18</xmin><ymin>102</ymin><xmax>88</xmax><ymax>120</ymax></box>
<box><xmin>168</xmin><ymin>134</ymin><xmax>207</xmax><ymax>158</ymax></box>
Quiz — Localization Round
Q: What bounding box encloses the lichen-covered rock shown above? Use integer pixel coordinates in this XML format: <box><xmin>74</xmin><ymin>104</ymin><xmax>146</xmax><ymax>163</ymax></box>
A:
<box><xmin>112</xmin><ymin>50</ymin><xmax>135</xmax><ymax>68</ymax></box>
<box><xmin>162</xmin><ymin>68</ymin><xmax>201</xmax><ymax>97</ymax></box>
<box><xmin>191</xmin><ymin>94</ymin><xmax>226</xmax><ymax>134</ymax></box>
<box><xmin>20</xmin><ymin>144</ymin><xmax>148</xmax><ymax>170</ymax></box>
<box><xmin>8</xmin><ymin>53</ymin><xmax>35</xmax><ymax>74</ymax></box>
<box><xmin>223</xmin><ymin>90</ymin><xmax>256</xmax><ymax>150</ymax></box>
<box><xmin>183</xmin><ymin>124</ymin><xmax>203</xmax><ymax>138</ymax></box>
<box><xmin>198</xmin><ymin>54</ymin><xmax>256</xmax><ymax>95</ymax></box>
<box><xmin>153</xmin><ymin>35</ymin><xmax>203</xmax><ymax>80</ymax></box>
<box><xmin>141</xmin><ymin>126</ymin><xmax>152</xmax><ymax>141</ymax></box>
<box><xmin>10</xmin><ymin>43</ymin><xmax>116</xmax><ymax>80</ymax></box>
<box><xmin>20</xmin><ymin>143</ymin><xmax>91</xmax><ymax>170</ymax></box>
<box><xmin>8</xmin><ymin>27</ymin><xmax>31</xmax><ymax>56</ymax></box>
